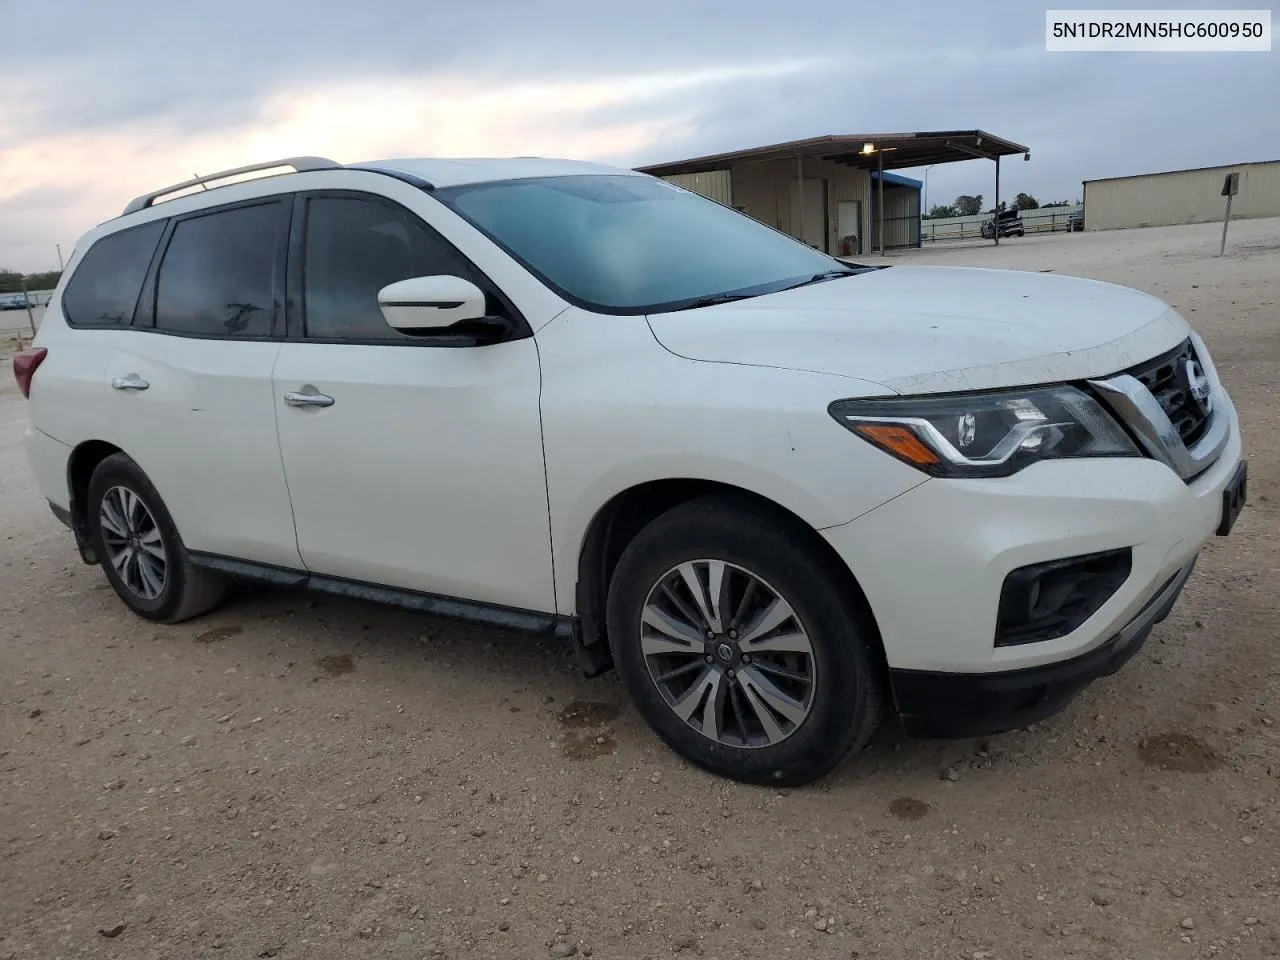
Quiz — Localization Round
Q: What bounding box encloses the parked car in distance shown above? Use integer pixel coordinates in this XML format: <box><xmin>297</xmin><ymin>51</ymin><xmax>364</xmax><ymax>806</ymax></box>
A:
<box><xmin>0</xmin><ymin>292</ymin><xmax>31</xmax><ymax>310</ymax></box>
<box><xmin>13</xmin><ymin>156</ymin><xmax>1247</xmax><ymax>785</ymax></box>
<box><xmin>1069</xmin><ymin>207</ymin><xmax>1085</xmax><ymax>232</ymax></box>
<box><xmin>981</xmin><ymin>207</ymin><xmax>1024</xmax><ymax>239</ymax></box>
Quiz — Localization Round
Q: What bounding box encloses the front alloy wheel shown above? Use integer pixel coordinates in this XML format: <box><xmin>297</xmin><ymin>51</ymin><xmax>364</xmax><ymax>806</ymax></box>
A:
<box><xmin>606</xmin><ymin>495</ymin><xmax>883</xmax><ymax>786</ymax></box>
<box><xmin>641</xmin><ymin>560</ymin><xmax>816</xmax><ymax>748</ymax></box>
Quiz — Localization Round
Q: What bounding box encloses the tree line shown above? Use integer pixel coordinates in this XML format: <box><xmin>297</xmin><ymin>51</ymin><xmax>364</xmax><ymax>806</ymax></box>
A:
<box><xmin>926</xmin><ymin>194</ymin><xmax>1079</xmax><ymax>219</ymax></box>
<box><xmin>0</xmin><ymin>269</ymin><xmax>62</xmax><ymax>295</ymax></box>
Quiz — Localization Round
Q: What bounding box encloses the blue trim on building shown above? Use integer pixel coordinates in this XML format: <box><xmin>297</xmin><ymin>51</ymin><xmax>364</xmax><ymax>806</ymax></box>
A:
<box><xmin>870</xmin><ymin>171</ymin><xmax>923</xmax><ymax>190</ymax></box>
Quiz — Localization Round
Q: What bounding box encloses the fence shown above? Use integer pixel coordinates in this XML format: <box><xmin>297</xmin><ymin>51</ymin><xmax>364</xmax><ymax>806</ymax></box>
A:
<box><xmin>923</xmin><ymin>205</ymin><xmax>1082</xmax><ymax>242</ymax></box>
<box><xmin>0</xmin><ymin>289</ymin><xmax>54</xmax><ymax>336</ymax></box>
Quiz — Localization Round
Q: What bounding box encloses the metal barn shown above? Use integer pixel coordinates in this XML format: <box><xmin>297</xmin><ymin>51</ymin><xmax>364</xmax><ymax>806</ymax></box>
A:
<box><xmin>869</xmin><ymin>171</ymin><xmax>923</xmax><ymax>252</ymax></box>
<box><xmin>1083</xmin><ymin>160</ymin><xmax>1280</xmax><ymax>231</ymax></box>
<box><xmin>635</xmin><ymin>130</ymin><xmax>1028</xmax><ymax>255</ymax></box>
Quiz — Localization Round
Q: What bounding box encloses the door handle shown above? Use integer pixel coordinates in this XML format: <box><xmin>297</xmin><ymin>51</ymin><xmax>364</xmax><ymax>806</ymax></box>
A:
<box><xmin>111</xmin><ymin>375</ymin><xmax>150</xmax><ymax>391</ymax></box>
<box><xmin>284</xmin><ymin>391</ymin><xmax>335</xmax><ymax>408</ymax></box>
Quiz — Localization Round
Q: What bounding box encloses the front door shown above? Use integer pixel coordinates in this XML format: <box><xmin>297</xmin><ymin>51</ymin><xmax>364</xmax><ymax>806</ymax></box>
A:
<box><xmin>271</xmin><ymin>192</ymin><xmax>555</xmax><ymax>613</ymax></box>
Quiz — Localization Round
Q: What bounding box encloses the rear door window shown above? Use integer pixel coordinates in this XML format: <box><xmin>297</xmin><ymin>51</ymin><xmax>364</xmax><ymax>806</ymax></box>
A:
<box><xmin>154</xmin><ymin>201</ymin><xmax>285</xmax><ymax>337</ymax></box>
<box><xmin>62</xmin><ymin>221</ymin><xmax>166</xmax><ymax>327</ymax></box>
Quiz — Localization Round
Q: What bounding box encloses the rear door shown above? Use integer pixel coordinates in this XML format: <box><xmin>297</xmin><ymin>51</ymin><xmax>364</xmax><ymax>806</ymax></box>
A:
<box><xmin>104</xmin><ymin>198</ymin><xmax>302</xmax><ymax>568</ymax></box>
<box><xmin>27</xmin><ymin>221</ymin><xmax>167</xmax><ymax>453</ymax></box>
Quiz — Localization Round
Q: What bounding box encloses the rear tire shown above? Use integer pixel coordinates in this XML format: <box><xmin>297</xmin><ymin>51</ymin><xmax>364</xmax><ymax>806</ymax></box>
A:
<box><xmin>606</xmin><ymin>495</ymin><xmax>882</xmax><ymax>786</ymax></box>
<box><xmin>87</xmin><ymin>453</ymin><xmax>224</xmax><ymax>623</ymax></box>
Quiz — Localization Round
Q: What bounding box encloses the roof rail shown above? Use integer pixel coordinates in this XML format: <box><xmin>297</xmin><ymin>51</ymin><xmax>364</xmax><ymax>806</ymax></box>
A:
<box><xmin>121</xmin><ymin>156</ymin><xmax>342</xmax><ymax>216</ymax></box>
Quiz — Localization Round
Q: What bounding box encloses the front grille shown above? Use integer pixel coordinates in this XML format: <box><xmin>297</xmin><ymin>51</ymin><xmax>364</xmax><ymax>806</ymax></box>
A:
<box><xmin>1125</xmin><ymin>339</ymin><xmax>1211</xmax><ymax>447</ymax></box>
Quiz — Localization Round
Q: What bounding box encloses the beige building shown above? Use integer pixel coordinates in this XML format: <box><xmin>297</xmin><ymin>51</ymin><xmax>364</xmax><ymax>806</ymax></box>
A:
<box><xmin>635</xmin><ymin>130</ymin><xmax>1030</xmax><ymax>256</ymax></box>
<box><xmin>1083</xmin><ymin>160</ymin><xmax>1280</xmax><ymax>231</ymax></box>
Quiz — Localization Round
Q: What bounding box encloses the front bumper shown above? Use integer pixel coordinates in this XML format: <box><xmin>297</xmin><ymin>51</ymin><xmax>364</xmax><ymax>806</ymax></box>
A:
<box><xmin>889</xmin><ymin>557</ymin><xmax>1194</xmax><ymax>737</ymax></box>
<box><xmin>820</xmin><ymin>383</ymin><xmax>1242</xmax><ymax>735</ymax></box>
<box><xmin>822</xmin><ymin>390</ymin><xmax>1242</xmax><ymax>676</ymax></box>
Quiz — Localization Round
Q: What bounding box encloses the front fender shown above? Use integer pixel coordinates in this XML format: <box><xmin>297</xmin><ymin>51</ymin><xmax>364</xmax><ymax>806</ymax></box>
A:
<box><xmin>535</xmin><ymin>309</ymin><xmax>926</xmax><ymax>614</ymax></box>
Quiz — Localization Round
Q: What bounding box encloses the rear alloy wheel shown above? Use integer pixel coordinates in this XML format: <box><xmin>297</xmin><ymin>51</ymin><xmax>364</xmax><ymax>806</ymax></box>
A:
<box><xmin>607</xmin><ymin>495</ymin><xmax>882</xmax><ymax>785</ymax></box>
<box><xmin>87</xmin><ymin>453</ymin><xmax>225</xmax><ymax>623</ymax></box>
<box><xmin>99</xmin><ymin>485</ymin><xmax>168</xmax><ymax>601</ymax></box>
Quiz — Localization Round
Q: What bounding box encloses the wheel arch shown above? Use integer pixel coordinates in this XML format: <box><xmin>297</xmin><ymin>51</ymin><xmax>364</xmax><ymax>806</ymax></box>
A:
<box><xmin>65</xmin><ymin>439</ymin><xmax>124</xmax><ymax>563</ymax></box>
<box><xmin>572</xmin><ymin>479</ymin><xmax>887</xmax><ymax>682</ymax></box>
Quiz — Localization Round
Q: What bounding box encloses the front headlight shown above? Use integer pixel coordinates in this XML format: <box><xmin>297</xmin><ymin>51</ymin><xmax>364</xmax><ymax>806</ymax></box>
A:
<box><xmin>829</xmin><ymin>386</ymin><xmax>1139</xmax><ymax>478</ymax></box>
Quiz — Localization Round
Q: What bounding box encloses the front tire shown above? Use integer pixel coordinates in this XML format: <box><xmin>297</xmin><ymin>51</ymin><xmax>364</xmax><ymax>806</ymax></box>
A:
<box><xmin>87</xmin><ymin>453</ymin><xmax>224</xmax><ymax>623</ymax></box>
<box><xmin>606</xmin><ymin>496</ymin><xmax>882</xmax><ymax>786</ymax></box>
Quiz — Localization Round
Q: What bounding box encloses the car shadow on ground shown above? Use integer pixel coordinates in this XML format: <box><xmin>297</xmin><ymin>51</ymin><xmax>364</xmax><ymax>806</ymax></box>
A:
<box><xmin>166</xmin><ymin>579</ymin><xmax>1048</xmax><ymax>793</ymax></box>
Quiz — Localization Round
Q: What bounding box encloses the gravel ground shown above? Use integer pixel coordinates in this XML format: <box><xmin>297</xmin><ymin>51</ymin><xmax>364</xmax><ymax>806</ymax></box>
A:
<box><xmin>2</xmin><ymin>219</ymin><xmax>1278</xmax><ymax>960</ymax></box>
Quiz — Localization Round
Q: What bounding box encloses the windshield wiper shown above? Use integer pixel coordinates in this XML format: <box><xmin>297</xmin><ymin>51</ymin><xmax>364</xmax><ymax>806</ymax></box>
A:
<box><xmin>670</xmin><ymin>292</ymin><xmax>759</xmax><ymax>311</ymax></box>
<box><xmin>778</xmin><ymin>269</ymin><xmax>861</xmax><ymax>292</ymax></box>
<box><xmin>670</xmin><ymin>268</ymin><xmax>865</xmax><ymax>311</ymax></box>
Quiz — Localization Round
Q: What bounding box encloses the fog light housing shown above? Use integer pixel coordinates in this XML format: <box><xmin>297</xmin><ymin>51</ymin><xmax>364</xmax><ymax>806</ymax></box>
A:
<box><xmin>995</xmin><ymin>548</ymin><xmax>1132</xmax><ymax>647</ymax></box>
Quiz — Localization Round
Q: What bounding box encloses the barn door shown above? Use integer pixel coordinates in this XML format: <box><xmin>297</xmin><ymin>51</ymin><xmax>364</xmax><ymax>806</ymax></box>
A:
<box><xmin>788</xmin><ymin>178</ymin><xmax>828</xmax><ymax>251</ymax></box>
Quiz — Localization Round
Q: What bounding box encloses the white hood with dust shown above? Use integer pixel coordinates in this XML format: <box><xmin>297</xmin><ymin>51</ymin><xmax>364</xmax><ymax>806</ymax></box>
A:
<box><xmin>646</xmin><ymin>265</ymin><xmax>1191</xmax><ymax>396</ymax></box>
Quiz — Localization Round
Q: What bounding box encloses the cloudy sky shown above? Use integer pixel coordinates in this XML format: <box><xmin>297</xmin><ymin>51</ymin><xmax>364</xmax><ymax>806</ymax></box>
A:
<box><xmin>1</xmin><ymin>0</ymin><xmax>1275</xmax><ymax>271</ymax></box>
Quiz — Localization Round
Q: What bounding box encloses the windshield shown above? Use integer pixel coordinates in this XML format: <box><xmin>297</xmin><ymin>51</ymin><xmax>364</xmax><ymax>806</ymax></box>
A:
<box><xmin>433</xmin><ymin>174</ymin><xmax>858</xmax><ymax>314</ymax></box>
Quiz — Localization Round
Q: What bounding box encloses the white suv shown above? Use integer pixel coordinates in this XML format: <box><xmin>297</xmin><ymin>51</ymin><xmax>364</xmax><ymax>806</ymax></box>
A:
<box><xmin>14</xmin><ymin>156</ymin><xmax>1247</xmax><ymax>785</ymax></box>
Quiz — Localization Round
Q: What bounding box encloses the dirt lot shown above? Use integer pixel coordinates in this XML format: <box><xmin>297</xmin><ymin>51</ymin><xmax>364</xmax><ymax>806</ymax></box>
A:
<box><xmin>0</xmin><ymin>306</ymin><xmax>40</xmax><ymax>339</ymax></box>
<box><xmin>2</xmin><ymin>219</ymin><xmax>1278</xmax><ymax>960</ymax></box>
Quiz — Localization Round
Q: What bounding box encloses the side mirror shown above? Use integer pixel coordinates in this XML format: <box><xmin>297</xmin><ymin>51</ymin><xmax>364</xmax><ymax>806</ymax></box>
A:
<box><xmin>377</xmin><ymin>275</ymin><xmax>488</xmax><ymax>333</ymax></box>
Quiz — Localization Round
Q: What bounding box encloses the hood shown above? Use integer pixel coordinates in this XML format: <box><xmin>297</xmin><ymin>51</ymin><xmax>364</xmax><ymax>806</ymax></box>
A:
<box><xmin>646</xmin><ymin>265</ymin><xmax>1191</xmax><ymax>396</ymax></box>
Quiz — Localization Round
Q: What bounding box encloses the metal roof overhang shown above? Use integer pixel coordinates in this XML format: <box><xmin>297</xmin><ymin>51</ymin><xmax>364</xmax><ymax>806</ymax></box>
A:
<box><xmin>635</xmin><ymin>130</ymin><xmax>1029</xmax><ymax>177</ymax></box>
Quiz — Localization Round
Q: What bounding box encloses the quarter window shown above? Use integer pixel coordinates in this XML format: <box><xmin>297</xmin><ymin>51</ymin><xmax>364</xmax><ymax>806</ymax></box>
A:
<box><xmin>155</xmin><ymin>201</ymin><xmax>283</xmax><ymax>337</ymax></box>
<box><xmin>62</xmin><ymin>221</ymin><xmax>165</xmax><ymax>327</ymax></box>
<box><xmin>302</xmin><ymin>196</ymin><xmax>484</xmax><ymax>340</ymax></box>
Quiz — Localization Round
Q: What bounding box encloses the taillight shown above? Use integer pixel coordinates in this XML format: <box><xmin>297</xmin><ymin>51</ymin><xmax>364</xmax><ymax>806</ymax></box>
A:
<box><xmin>12</xmin><ymin>348</ymin><xmax>47</xmax><ymax>399</ymax></box>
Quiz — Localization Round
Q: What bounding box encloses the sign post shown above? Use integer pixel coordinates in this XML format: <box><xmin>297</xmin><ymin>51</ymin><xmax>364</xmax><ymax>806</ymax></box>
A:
<box><xmin>1219</xmin><ymin>172</ymin><xmax>1239</xmax><ymax>257</ymax></box>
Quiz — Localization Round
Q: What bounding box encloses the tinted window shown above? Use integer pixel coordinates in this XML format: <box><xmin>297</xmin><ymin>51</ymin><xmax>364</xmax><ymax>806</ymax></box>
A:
<box><xmin>435</xmin><ymin>175</ymin><xmax>854</xmax><ymax>314</ymax></box>
<box><xmin>155</xmin><ymin>202</ymin><xmax>282</xmax><ymax>337</ymax></box>
<box><xmin>62</xmin><ymin>221</ymin><xmax>165</xmax><ymax>327</ymax></box>
<box><xmin>303</xmin><ymin>196</ymin><xmax>482</xmax><ymax>340</ymax></box>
